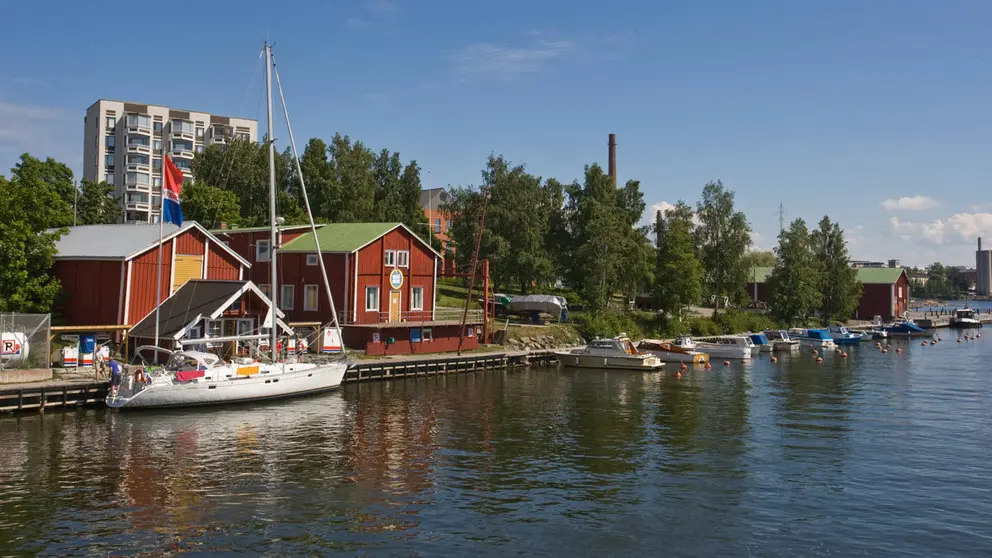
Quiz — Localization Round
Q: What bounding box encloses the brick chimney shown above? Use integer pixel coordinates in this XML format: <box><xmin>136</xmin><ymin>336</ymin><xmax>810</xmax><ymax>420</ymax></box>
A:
<box><xmin>608</xmin><ymin>133</ymin><xmax>617</xmax><ymax>185</ymax></box>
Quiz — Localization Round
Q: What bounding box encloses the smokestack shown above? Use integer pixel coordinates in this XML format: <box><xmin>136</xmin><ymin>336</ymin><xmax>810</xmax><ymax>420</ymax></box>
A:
<box><xmin>608</xmin><ymin>133</ymin><xmax>617</xmax><ymax>185</ymax></box>
<box><xmin>980</xmin><ymin>237</ymin><xmax>983</xmax><ymax>251</ymax></box>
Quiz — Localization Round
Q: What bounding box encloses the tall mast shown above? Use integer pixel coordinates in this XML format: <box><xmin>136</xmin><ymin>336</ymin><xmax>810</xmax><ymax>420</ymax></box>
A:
<box><xmin>265</xmin><ymin>42</ymin><xmax>278</xmax><ymax>360</ymax></box>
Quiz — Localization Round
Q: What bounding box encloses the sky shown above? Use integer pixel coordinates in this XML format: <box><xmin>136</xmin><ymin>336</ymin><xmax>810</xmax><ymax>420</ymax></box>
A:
<box><xmin>1</xmin><ymin>0</ymin><xmax>990</xmax><ymax>267</ymax></box>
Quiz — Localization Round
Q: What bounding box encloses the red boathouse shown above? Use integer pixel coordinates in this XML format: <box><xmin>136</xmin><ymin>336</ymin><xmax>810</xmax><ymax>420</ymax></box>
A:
<box><xmin>745</xmin><ymin>267</ymin><xmax>911</xmax><ymax>320</ymax></box>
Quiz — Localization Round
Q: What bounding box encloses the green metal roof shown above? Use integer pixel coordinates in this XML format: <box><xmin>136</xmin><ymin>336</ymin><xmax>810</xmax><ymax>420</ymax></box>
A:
<box><xmin>280</xmin><ymin>222</ymin><xmax>404</xmax><ymax>253</ymax></box>
<box><xmin>748</xmin><ymin>266</ymin><xmax>905</xmax><ymax>285</ymax></box>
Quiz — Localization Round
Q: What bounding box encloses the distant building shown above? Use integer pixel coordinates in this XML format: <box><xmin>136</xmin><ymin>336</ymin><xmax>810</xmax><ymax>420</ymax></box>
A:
<box><xmin>419</xmin><ymin>188</ymin><xmax>455</xmax><ymax>274</ymax></box>
<box><xmin>83</xmin><ymin>99</ymin><xmax>257</xmax><ymax>224</ymax></box>
<box><xmin>977</xmin><ymin>238</ymin><xmax>992</xmax><ymax>295</ymax></box>
<box><xmin>747</xmin><ymin>267</ymin><xmax>910</xmax><ymax>320</ymax></box>
<box><xmin>850</xmin><ymin>260</ymin><xmax>886</xmax><ymax>268</ymax></box>
<box><xmin>888</xmin><ymin>259</ymin><xmax>900</xmax><ymax>268</ymax></box>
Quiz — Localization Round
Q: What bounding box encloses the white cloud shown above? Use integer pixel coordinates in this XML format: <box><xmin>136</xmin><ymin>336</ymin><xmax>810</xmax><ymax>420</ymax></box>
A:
<box><xmin>450</xmin><ymin>38</ymin><xmax>574</xmax><ymax>81</ymax></box>
<box><xmin>882</xmin><ymin>195</ymin><xmax>939</xmax><ymax>212</ymax></box>
<box><xmin>650</xmin><ymin>201</ymin><xmax>676</xmax><ymax>216</ymax></box>
<box><xmin>889</xmin><ymin>212</ymin><xmax>992</xmax><ymax>247</ymax></box>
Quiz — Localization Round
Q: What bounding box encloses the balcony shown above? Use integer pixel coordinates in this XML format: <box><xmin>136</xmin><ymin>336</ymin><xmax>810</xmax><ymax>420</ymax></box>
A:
<box><xmin>335</xmin><ymin>308</ymin><xmax>484</xmax><ymax>326</ymax></box>
<box><xmin>172</xmin><ymin>129</ymin><xmax>195</xmax><ymax>142</ymax></box>
<box><xmin>126</xmin><ymin>124</ymin><xmax>151</xmax><ymax>136</ymax></box>
<box><xmin>126</xmin><ymin>201</ymin><xmax>150</xmax><ymax>211</ymax></box>
<box><xmin>126</xmin><ymin>163</ymin><xmax>150</xmax><ymax>173</ymax></box>
<box><xmin>126</xmin><ymin>143</ymin><xmax>151</xmax><ymax>155</ymax></box>
<box><xmin>172</xmin><ymin>148</ymin><xmax>194</xmax><ymax>159</ymax></box>
<box><xmin>125</xmin><ymin>182</ymin><xmax>150</xmax><ymax>192</ymax></box>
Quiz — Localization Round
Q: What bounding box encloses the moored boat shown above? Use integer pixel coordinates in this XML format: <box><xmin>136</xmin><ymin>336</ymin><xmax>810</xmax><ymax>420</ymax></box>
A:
<box><xmin>827</xmin><ymin>326</ymin><xmax>866</xmax><ymax>345</ymax></box>
<box><xmin>689</xmin><ymin>336</ymin><xmax>753</xmax><ymax>360</ymax></box>
<box><xmin>748</xmin><ymin>333</ymin><xmax>773</xmax><ymax>353</ymax></box>
<box><xmin>884</xmin><ymin>319</ymin><xmax>931</xmax><ymax>338</ymax></box>
<box><xmin>638</xmin><ymin>336</ymin><xmax>710</xmax><ymax>364</ymax></box>
<box><xmin>788</xmin><ymin>328</ymin><xmax>837</xmax><ymax>348</ymax></box>
<box><xmin>764</xmin><ymin>330</ymin><xmax>801</xmax><ymax>351</ymax></box>
<box><xmin>556</xmin><ymin>336</ymin><xmax>664</xmax><ymax>370</ymax></box>
<box><xmin>949</xmin><ymin>308</ymin><xmax>983</xmax><ymax>329</ymax></box>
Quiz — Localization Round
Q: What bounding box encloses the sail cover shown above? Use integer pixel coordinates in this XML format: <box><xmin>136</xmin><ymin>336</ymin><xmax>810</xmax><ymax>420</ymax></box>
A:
<box><xmin>506</xmin><ymin>295</ymin><xmax>567</xmax><ymax>316</ymax></box>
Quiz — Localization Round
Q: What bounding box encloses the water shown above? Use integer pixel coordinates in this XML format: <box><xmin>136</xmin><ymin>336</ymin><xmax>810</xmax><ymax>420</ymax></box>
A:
<box><xmin>2</xmin><ymin>338</ymin><xmax>991</xmax><ymax>556</ymax></box>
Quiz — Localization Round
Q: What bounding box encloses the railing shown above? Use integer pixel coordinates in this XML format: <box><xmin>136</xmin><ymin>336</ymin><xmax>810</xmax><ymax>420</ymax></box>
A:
<box><xmin>334</xmin><ymin>308</ymin><xmax>484</xmax><ymax>325</ymax></box>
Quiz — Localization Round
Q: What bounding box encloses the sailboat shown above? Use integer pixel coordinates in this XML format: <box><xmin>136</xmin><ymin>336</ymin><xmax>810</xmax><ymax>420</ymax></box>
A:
<box><xmin>107</xmin><ymin>43</ymin><xmax>349</xmax><ymax>409</ymax></box>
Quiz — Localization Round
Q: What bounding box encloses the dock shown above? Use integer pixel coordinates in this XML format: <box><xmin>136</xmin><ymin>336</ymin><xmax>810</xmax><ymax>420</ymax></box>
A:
<box><xmin>0</xmin><ymin>349</ymin><xmax>561</xmax><ymax>414</ymax></box>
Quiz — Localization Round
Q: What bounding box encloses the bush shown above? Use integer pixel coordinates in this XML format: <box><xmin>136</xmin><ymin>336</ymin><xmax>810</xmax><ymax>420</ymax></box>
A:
<box><xmin>712</xmin><ymin>309</ymin><xmax>778</xmax><ymax>335</ymax></box>
<box><xmin>571</xmin><ymin>311</ymin><xmax>646</xmax><ymax>341</ymax></box>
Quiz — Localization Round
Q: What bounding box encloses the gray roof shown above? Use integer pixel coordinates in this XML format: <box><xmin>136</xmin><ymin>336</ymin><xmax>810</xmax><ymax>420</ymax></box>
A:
<box><xmin>418</xmin><ymin>187</ymin><xmax>450</xmax><ymax>209</ymax></box>
<box><xmin>53</xmin><ymin>223</ymin><xmax>185</xmax><ymax>260</ymax></box>
<box><xmin>129</xmin><ymin>280</ymin><xmax>246</xmax><ymax>339</ymax></box>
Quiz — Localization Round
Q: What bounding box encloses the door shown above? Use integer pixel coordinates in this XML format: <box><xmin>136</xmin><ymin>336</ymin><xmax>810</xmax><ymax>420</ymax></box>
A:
<box><xmin>173</xmin><ymin>255</ymin><xmax>204</xmax><ymax>293</ymax></box>
<box><xmin>389</xmin><ymin>291</ymin><xmax>401</xmax><ymax>322</ymax></box>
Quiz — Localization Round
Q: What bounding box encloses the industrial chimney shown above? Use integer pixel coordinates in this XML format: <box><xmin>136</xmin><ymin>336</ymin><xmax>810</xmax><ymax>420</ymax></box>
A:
<box><xmin>980</xmin><ymin>237</ymin><xmax>983</xmax><ymax>251</ymax></box>
<box><xmin>608</xmin><ymin>133</ymin><xmax>617</xmax><ymax>185</ymax></box>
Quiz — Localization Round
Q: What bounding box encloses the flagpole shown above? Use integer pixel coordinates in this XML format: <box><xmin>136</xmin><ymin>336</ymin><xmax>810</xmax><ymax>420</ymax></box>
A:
<box><xmin>153</xmin><ymin>149</ymin><xmax>166</xmax><ymax>350</ymax></box>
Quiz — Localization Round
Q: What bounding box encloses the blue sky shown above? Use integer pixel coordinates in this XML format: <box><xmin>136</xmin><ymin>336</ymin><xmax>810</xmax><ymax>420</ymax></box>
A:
<box><xmin>1</xmin><ymin>0</ymin><xmax>990</xmax><ymax>267</ymax></box>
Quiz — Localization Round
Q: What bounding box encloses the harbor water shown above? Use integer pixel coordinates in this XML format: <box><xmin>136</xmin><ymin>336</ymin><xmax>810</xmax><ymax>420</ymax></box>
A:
<box><xmin>2</xmin><ymin>337</ymin><xmax>991</xmax><ymax>556</ymax></box>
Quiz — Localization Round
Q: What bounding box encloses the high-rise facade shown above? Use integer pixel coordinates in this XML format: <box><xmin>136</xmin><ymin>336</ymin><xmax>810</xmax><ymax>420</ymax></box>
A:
<box><xmin>83</xmin><ymin>99</ymin><xmax>257</xmax><ymax>224</ymax></box>
<box><xmin>976</xmin><ymin>238</ymin><xmax>992</xmax><ymax>295</ymax></box>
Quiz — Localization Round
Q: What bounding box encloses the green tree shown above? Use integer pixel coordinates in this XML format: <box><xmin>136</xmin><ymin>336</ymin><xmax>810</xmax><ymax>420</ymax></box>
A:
<box><xmin>571</xmin><ymin>164</ymin><xmax>626</xmax><ymax>311</ymax></box>
<box><xmin>768</xmin><ymin>218</ymin><xmax>821</xmax><ymax>325</ymax></box>
<box><xmin>398</xmin><ymin>161</ymin><xmax>430</xmax><ymax>233</ymax></box>
<box><xmin>0</xmin><ymin>158</ymin><xmax>71</xmax><ymax>312</ymax></box>
<box><xmin>810</xmin><ymin>216</ymin><xmax>861</xmax><ymax>323</ymax></box>
<box><xmin>180</xmin><ymin>180</ymin><xmax>242</xmax><ymax>228</ymax></box>
<box><xmin>75</xmin><ymin>180</ymin><xmax>119</xmax><ymax>225</ymax></box>
<box><xmin>10</xmin><ymin>154</ymin><xmax>76</xmax><ymax>208</ymax></box>
<box><xmin>655</xmin><ymin>202</ymin><xmax>703</xmax><ymax>320</ymax></box>
<box><xmin>741</xmin><ymin>250</ymin><xmax>776</xmax><ymax>270</ymax></box>
<box><xmin>696</xmin><ymin>181</ymin><xmax>752</xmax><ymax>306</ymax></box>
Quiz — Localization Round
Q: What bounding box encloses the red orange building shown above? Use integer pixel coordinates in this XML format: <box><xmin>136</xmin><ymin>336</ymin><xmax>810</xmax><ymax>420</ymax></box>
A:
<box><xmin>746</xmin><ymin>267</ymin><xmax>911</xmax><ymax>320</ymax></box>
<box><xmin>419</xmin><ymin>188</ymin><xmax>455</xmax><ymax>274</ymax></box>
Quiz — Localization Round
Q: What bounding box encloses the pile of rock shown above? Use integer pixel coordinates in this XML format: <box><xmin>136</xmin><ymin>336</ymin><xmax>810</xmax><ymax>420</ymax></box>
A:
<box><xmin>504</xmin><ymin>333</ymin><xmax>582</xmax><ymax>352</ymax></box>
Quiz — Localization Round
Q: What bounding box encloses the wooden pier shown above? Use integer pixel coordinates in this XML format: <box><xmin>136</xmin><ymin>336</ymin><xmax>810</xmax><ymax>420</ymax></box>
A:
<box><xmin>0</xmin><ymin>349</ymin><xmax>561</xmax><ymax>414</ymax></box>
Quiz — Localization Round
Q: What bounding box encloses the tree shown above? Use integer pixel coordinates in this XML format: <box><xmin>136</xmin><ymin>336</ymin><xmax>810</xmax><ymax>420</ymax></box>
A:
<box><xmin>696</xmin><ymin>181</ymin><xmax>752</xmax><ymax>306</ymax></box>
<box><xmin>180</xmin><ymin>180</ymin><xmax>242</xmax><ymax>228</ymax></box>
<box><xmin>810</xmin><ymin>216</ymin><xmax>861</xmax><ymax>323</ymax></box>
<box><xmin>768</xmin><ymin>218</ymin><xmax>821</xmax><ymax>325</ymax></box>
<box><xmin>0</xmin><ymin>157</ymin><xmax>71</xmax><ymax>312</ymax></box>
<box><xmin>75</xmin><ymin>181</ymin><xmax>119</xmax><ymax>225</ymax></box>
<box><xmin>10</xmin><ymin>154</ymin><xmax>76</xmax><ymax>209</ymax></box>
<box><xmin>570</xmin><ymin>164</ymin><xmax>627</xmax><ymax>311</ymax></box>
<box><xmin>655</xmin><ymin>202</ymin><xmax>703</xmax><ymax>320</ymax></box>
<box><xmin>741</xmin><ymin>250</ymin><xmax>776</xmax><ymax>270</ymax></box>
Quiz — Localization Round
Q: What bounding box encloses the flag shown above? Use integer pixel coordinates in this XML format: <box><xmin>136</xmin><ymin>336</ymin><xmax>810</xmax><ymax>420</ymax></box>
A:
<box><xmin>162</xmin><ymin>155</ymin><xmax>184</xmax><ymax>226</ymax></box>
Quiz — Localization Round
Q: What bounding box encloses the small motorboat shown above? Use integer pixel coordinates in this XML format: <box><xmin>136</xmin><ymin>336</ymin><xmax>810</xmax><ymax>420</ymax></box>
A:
<box><xmin>764</xmin><ymin>329</ymin><xmax>801</xmax><ymax>351</ymax></box>
<box><xmin>827</xmin><ymin>325</ymin><xmax>867</xmax><ymax>345</ymax></box>
<box><xmin>556</xmin><ymin>335</ymin><xmax>664</xmax><ymax>370</ymax></box>
<box><xmin>949</xmin><ymin>308</ymin><xmax>983</xmax><ymax>329</ymax></box>
<box><xmin>748</xmin><ymin>333</ymin><xmax>773</xmax><ymax>353</ymax></box>
<box><xmin>788</xmin><ymin>328</ymin><xmax>837</xmax><ymax>348</ymax></box>
<box><xmin>689</xmin><ymin>336</ymin><xmax>753</xmax><ymax>360</ymax></box>
<box><xmin>638</xmin><ymin>336</ymin><xmax>710</xmax><ymax>364</ymax></box>
<box><xmin>884</xmin><ymin>319</ymin><xmax>931</xmax><ymax>338</ymax></box>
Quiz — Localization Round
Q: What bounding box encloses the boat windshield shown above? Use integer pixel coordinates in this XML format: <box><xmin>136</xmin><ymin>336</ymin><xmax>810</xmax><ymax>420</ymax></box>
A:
<box><xmin>589</xmin><ymin>340</ymin><xmax>619</xmax><ymax>350</ymax></box>
<box><xmin>165</xmin><ymin>352</ymin><xmax>218</xmax><ymax>371</ymax></box>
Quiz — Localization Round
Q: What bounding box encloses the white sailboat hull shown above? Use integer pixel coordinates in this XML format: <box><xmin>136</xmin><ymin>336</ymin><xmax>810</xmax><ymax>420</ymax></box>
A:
<box><xmin>694</xmin><ymin>344</ymin><xmax>751</xmax><ymax>360</ymax></box>
<box><xmin>107</xmin><ymin>362</ymin><xmax>347</xmax><ymax>409</ymax></box>
<box><xmin>555</xmin><ymin>352</ymin><xmax>664</xmax><ymax>370</ymax></box>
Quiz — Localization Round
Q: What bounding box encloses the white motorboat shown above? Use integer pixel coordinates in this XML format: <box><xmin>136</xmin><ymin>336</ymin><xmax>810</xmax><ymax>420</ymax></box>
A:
<box><xmin>107</xmin><ymin>42</ymin><xmax>351</xmax><ymax>410</ymax></box>
<box><xmin>556</xmin><ymin>336</ymin><xmax>664</xmax><ymax>370</ymax></box>
<box><xmin>108</xmin><ymin>347</ymin><xmax>347</xmax><ymax>409</ymax></box>
<box><xmin>788</xmin><ymin>328</ymin><xmax>837</xmax><ymax>348</ymax></box>
<box><xmin>638</xmin><ymin>336</ymin><xmax>710</xmax><ymax>364</ymax></box>
<box><xmin>684</xmin><ymin>336</ymin><xmax>753</xmax><ymax>360</ymax></box>
<box><xmin>949</xmin><ymin>308</ymin><xmax>983</xmax><ymax>329</ymax></box>
<box><xmin>764</xmin><ymin>330</ymin><xmax>801</xmax><ymax>351</ymax></box>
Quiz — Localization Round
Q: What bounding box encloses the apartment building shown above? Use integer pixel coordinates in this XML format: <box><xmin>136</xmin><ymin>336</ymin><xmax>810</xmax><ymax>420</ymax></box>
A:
<box><xmin>82</xmin><ymin>99</ymin><xmax>257</xmax><ymax>224</ymax></box>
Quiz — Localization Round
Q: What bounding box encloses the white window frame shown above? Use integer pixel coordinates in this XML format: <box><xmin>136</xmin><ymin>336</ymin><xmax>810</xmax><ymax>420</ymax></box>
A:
<box><xmin>384</xmin><ymin>250</ymin><xmax>396</xmax><ymax>267</ymax></box>
<box><xmin>423</xmin><ymin>328</ymin><xmax>433</xmax><ymax>342</ymax></box>
<box><xmin>256</xmin><ymin>239</ymin><xmax>271</xmax><ymax>262</ymax></box>
<box><xmin>105</xmin><ymin>116</ymin><xmax>115</xmax><ymax>129</ymax></box>
<box><xmin>280</xmin><ymin>285</ymin><xmax>294</xmax><ymax>311</ymax></box>
<box><xmin>304</xmin><ymin>285</ymin><xmax>319</xmax><ymax>311</ymax></box>
<box><xmin>306</xmin><ymin>254</ymin><xmax>319</xmax><ymax>266</ymax></box>
<box><xmin>412</xmin><ymin>286</ymin><xmax>424</xmax><ymax>310</ymax></box>
<box><xmin>365</xmin><ymin>286</ymin><xmax>380</xmax><ymax>311</ymax></box>
<box><xmin>397</xmin><ymin>250</ymin><xmax>410</xmax><ymax>268</ymax></box>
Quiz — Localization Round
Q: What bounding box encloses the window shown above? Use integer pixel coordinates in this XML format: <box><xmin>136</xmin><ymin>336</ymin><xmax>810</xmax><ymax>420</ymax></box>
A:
<box><xmin>304</xmin><ymin>285</ymin><xmax>318</xmax><ymax>311</ymax></box>
<box><xmin>306</xmin><ymin>254</ymin><xmax>319</xmax><ymax>266</ymax></box>
<box><xmin>105</xmin><ymin>116</ymin><xmax>115</xmax><ymax>129</ymax></box>
<box><xmin>256</xmin><ymin>239</ymin><xmax>271</xmax><ymax>262</ymax></box>
<box><xmin>195</xmin><ymin>144</ymin><xmax>204</xmax><ymax>153</ymax></box>
<box><xmin>384</xmin><ymin>250</ymin><xmax>396</xmax><ymax>267</ymax></box>
<box><xmin>365</xmin><ymin>286</ymin><xmax>380</xmax><ymax>311</ymax></box>
<box><xmin>207</xmin><ymin>320</ymin><xmax>222</xmax><ymax>338</ymax></box>
<box><xmin>173</xmin><ymin>140</ymin><xmax>193</xmax><ymax>152</ymax></box>
<box><xmin>397</xmin><ymin>250</ymin><xmax>410</xmax><ymax>268</ymax></box>
<box><xmin>105</xmin><ymin>154</ymin><xmax>114</xmax><ymax>167</ymax></box>
<box><xmin>280</xmin><ymin>285</ymin><xmax>294</xmax><ymax>310</ymax></box>
<box><xmin>173</xmin><ymin>120</ymin><xmax>194</xmax><ymax>134</ymax></box>
<box><xmin>152</xmin><ymin>176</ymin><xmax>162</xmax><ymax>188</ymax></box>
<box><xmin>434</xmin><ymin>218</ymin><xmax>441</xmax><ymax>233</ymax></box>
<box><xmin>127</xmin><ymin>154</ymin><xmax>149</xmax><ymax>165</ymax></box>
<box><xmin>898</xmin><ymin>286</ymin><xmax>903</xmax><ymax>298</ymax></box>
<box><xmin>227</xmin><ymin>298</ymin><xmax>242</xmax><ymax>313</ymax></box>
<box><xmin>126</xmin><ymin>114</ymin><xmax>150</xmax><ymax>129</ymax></box>
<box><xmin>237</xmin><ymin>132</ymin><xmax>251</xmax><ymax>141</ymax></box>
<box><xmin>125</xmin><ymin>172</ymin><xmax>149</xmax><ymax>186</ymax></box>
<box><xmin>412</xmin><ymin>287</ymin><xmax>424</xmax><ymax>310</ymax></box>
<box><xmin>195</xmin><ymin>126</ymin><xmax>204</xmax><ymax>139</ymax></box>
<box><xmin>127</xmin><ymin>135</ymin><xmax>149</xmax><ymax>147</ymax></box>
<box><xmin>153</xmin><ymin>121</ymin><xmax>163</xmax><ymax>134</ymax></box>
<box><xmin>152</xmin><ymin>139</ymin><xmax>162</xmax><ymax>150</ymax></box>
<box><xmin>422</xmin><ymin>328</ymin><xmax>433</xmax><ymax>342</ymax></box>
<box><xmin>105</xmin><ymin>173</ymin><xmax>114</xmax><ymax>185</ymax></box>
<box><xmin>152</xmin><ymin>158</ymin><xmax>162</xmax><ymax>170</ymax></box>
<box><xmin>446</xmin><ymin>219</ymin><xmax>452</xmax><ymax>232</ymax></box>
<box><xmin>105</xmin><ymin>135</ymin><xmax>115</xmax><ymax>149</ymax></box>
<box><xmin>259</xmin><ymin>284</ymin><xmax>272</xmax><ymax>299</ymax></box>
<box><xmin>126</xmin><ymin>193</ymin><xmax>148</xmax><ymax>204</ymax></box>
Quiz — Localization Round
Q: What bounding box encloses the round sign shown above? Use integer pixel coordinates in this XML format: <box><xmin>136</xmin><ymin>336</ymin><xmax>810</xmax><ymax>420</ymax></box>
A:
<box><xmin>389</xmin><ymin>268</ymin><xmax>404</xmax><ymax>290</ymax></box>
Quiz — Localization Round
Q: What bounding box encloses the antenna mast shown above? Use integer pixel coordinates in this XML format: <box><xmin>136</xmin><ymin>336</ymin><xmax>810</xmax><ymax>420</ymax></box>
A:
<box><xmin>777</xmin><ymin>203</ymin><xmax>786</xmax><ymax>233</ymax></box>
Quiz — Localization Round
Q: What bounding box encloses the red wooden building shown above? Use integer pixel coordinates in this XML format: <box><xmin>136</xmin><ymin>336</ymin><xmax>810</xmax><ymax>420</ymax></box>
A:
<box><xmin>52</xmin><ymin>223</ymin><xmax>251</xmax><ymax>332</ymax></box>
<box><xmin>746</xmin><ymin>267</ymin><xmax>911</xmax><ymax>320</ymax></box>
<box><xmin>213</xmin><ymin>222</ymin><xmax>482</xmax><ymax>355</ymax></box>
